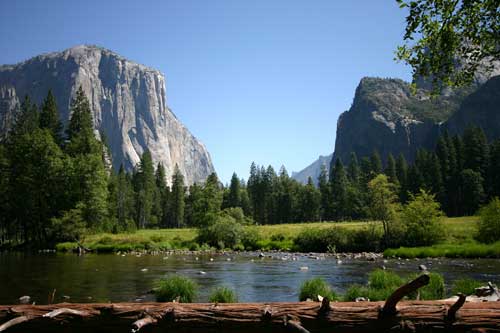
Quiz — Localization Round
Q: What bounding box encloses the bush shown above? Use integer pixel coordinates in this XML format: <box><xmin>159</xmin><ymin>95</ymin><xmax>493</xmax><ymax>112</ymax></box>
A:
<box><xmin>241</xmin><ymin>227</ymin><xmax>262</xmax><ymax>250</ymax></box>
<box><xmin>209</xmin><ymin>286</ymin><xmax>238</xmax><ymax>303</ymax></box>
<box><xmin>349</xmin><ymin>224</ymin><xmax>383</xmax><ymax>252</ymax></box>
<box><xmin>401</xmin><ymin>190</ymin><xmax>445</xmax><ymax>247</ymax></box>
<box><xmin>366</xmin><ymin>269</ymin><xmax>404</xmax><ymax>300</ymax></box>
<box><xmin>294</xmin><ymin>227</ymin><xmax>349</xmax><ymax>253</ymax></box>
<box><xmin>196</xmin><ymin>215</ymin><xmax>245</xmax><ymax>249</ymax></box>
<box><xmin>221</xmin><ymin>207</ymin><xmax>253</xmax><ymax>225</ymax></box>
<box><xmin>49</xmin><ymin>204</ymin><xmax>87</xmax><ymax>242</ymax></box>
<box><xmin>55</xmin><ymin>242</ymin><xmax>78</xmax><ymax>252</ymax></box>
<box><xmin>299</xmin><ymin>278</ymin><xmax>337</xmax><ymax>301</ymax></box>
<box><xmin>343</xmin><ymin>284</ymin><xmax>370</xmax><ymax>301</ymax></box>
<box><xmin>451</xmin><ymin>278</ymin><xmax>483</xmax><ymax>296</ymax></box>
<box><xmin>412</xmin><ymin>273</ymin><xmax>445</xmax><ymax>300</ymax></box>
<box><xmin>154</xmin><ymin>275</ymin><xmax>197</xmax><ymax>302</ymax></box>
<box><xmin>477</xmin><ymin>197</ymin><xmax>500</xmax><ymax>243</ymax></box>
<box><xmin>294</xmin><ymin>226</ymin><xmax>383</xmax><ymax>253</ymax></box>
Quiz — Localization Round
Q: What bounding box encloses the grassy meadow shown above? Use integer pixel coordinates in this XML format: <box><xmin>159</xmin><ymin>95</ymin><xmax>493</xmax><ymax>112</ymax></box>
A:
<box><xmin>56</xmin><ymin>216</ymin><xmax>492</xmax><ymax>258</ymax></box>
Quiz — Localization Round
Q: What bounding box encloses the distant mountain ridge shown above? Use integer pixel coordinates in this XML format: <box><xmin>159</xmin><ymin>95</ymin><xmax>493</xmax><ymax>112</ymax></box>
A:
<box><xmin>291</xmin><ymin>153</ymin><xmax>332</xmax><ymax>184</ymax></box>
<box><xmin>0</xmin><ymin>45</ymin><xmax>215</xmax><ymax>184</ymax></box>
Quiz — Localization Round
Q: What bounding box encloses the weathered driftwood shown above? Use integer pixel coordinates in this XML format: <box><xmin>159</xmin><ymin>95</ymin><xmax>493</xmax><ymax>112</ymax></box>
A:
<box><xmin>0</xmin><ymin>300</ymin><xmax>500</xmax><ymax>332</ymax></box>
<box><xmin>0</xmin><ymin>275</ymin><xmax>499</xmax><ymax>333</ymax></box>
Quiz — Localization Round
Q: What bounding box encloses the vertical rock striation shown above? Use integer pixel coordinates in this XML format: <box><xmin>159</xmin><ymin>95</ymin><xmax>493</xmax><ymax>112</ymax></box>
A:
<box><xmin>0</xmin><ymin>45</ymin><xmax>215</xmax><ymax>184</ymax></box>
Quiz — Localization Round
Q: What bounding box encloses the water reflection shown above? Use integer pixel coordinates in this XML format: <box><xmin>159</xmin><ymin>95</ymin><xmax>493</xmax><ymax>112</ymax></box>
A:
<box><xmin>0</xmin><ymin>252</ymin><xmax>498</xmax><ymax>304</ymax></box>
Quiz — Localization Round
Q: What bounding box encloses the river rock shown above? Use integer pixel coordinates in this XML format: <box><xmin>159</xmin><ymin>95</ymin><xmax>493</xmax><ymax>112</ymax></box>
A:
<box><xmin>19</xmin><ymin>296</ymin><xmax>30</xmax><ymax>304</ymax></box>
<box><xmin>419</xmin><ymin>264</ymin><xmax>428</xmax><ymax>271</ymax></box>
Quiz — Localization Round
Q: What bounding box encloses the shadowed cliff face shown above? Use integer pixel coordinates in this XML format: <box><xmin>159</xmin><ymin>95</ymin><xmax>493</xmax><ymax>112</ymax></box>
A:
<box><xmin>0</xmin><ymin>45</ymin><xmax>215</xmax><ymax>184</ymax></box>
<box><xmin>293</xmin><ymin>72</ymin><xmax>499</xmax><ymax>181</ymax></box>
<box><xmin>333</xmin><ymin>77</ymin><xmax>444</xmax><ymax>165</ymax></box>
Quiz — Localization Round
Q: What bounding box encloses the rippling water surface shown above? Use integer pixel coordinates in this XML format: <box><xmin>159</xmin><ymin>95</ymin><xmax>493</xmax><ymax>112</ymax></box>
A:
<box><xmin>0</xmin><ymin>252</ymin><xmax>498</xmax><ymax>304</ymax></box>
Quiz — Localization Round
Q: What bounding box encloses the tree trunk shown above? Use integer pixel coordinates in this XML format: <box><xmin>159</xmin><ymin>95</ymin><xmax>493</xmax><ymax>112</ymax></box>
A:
<box><xmin>0</xmin><ymin>300</ymin><xmax>499</xmax><ymax>333</ymax></box>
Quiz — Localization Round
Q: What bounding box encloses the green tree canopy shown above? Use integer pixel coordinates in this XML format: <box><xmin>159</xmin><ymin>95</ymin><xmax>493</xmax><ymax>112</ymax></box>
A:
<box><xmin>396</xmin><ymin>0</ymin><xmax>500</xmax><ymax>90</ymax></box>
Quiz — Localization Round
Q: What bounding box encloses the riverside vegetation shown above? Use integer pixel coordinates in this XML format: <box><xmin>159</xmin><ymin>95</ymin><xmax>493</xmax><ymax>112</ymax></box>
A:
<box><xmin>1</xmin><ymin>89</ymin><xmax>500</xmax><ymax>258</ymax></box>
<box><xmin>153</xmin><ymin>270</ymin><xmax>492</xmax><ymax>303</ymax></box>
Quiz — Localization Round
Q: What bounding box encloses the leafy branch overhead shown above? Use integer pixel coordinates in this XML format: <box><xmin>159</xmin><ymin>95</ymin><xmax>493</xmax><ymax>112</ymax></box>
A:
<box><xmin>396</xmin><ymin>0</ymin><xmax>500</xmax><ymax>91</ymax></box>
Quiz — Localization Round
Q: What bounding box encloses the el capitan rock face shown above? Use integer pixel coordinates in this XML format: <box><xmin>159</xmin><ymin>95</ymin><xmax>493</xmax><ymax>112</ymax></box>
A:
<box><xmin>0</xmin><ymin>45</ymin><xmax>214</xmax><ymax>184</ymax></box>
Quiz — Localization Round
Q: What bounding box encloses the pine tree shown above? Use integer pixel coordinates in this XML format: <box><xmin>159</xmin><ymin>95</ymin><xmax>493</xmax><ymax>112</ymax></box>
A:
<box><xmin>170</xmin><ymin>165</ymin><xmax>185</xmax><ymax>228</ymax></box>
<box><xmin>65</xmin><ymin>87</ymin><xmax>108</xmax><ymax>229</ymax></box>
<box><xmin>298</xmin><ymin>177</ymin><xmax>320</xmax><ymax>221</ymax></box>
<box><xmin>370</xmin><ymin>150</ymin><xmax>383</xmax><ymax>175</ymax></box>
<box><xmin>463</xmin><ymin>126</ymin><xmax>489</xmax><ymax>178</ymax></box>
<box><xmin>6</xmin><ymin>101</ymin><xmax>69</xmax><ymax>245</ymax></box>
<box><xmin>276</xmin><ymin>166</ymin><xmax>294</xmax><ymax>224</ymax></box>
<box><xmin>385</xmin><ymin>153</ymin><xmax>398</xmax><ymax>184</ymax></box>
<box><xmin>396</xmin><ymin>154</ymin><xmax>408</xmax><ymax>202</ymax></box>
<box><xmin>487</xmin><ymin>140</ymin><xmax>500</xmax><ymax>197</ymax></box>
<box><xmin>134</xmin><ymin>150</ymin><xmax>156</xmax><ymax>228</ymax></box>
<box><xmin>347</xmin><ymin>152</ymin><xmax>360</xmax><ymax>184</ymax></box>
<box><xmin>40</xmin><ymin>89</ymin><xmax>63</xmax><ymax>145</ymax></box>
<box><xmin>12</xmin><ymin>96</ymin><xmax>39</xmax><ymax>137</ymax></box>
<box><xmin>318</xmin><ymin>164</ymin><xmax>332</xmax><ymax>221</ymax></box>
<box><xmin>227</xmin><ymin>172</ymin><xmax>241</xmax><ymax>208</ymax></box>
<box><xmin>66</xmin><ymin>86</ymin><xmax>98</xmax><ymax>156</ymax></box>
<box><xmin>360</xmin><ymin>156</ymin><xmax>373</xmax><ymax>183</ymax></box>
<box><xmin>154</xmin><ymin>163</ymin><xmax>167</xmax><ymax>227</ymax></box>
<box><xmin>116</xmin><ymin>165</ymin><xmax>135</xmax><ymax>230</ymax></box>
<box><xmin>330</xmin><ymin>158</ymin><xmax>349</xmax><ymax>220</ymax></box>
<box><xmin>459</xmin><ymin>169</ymin><xmax>485</xmax><ymax>216</ymax></box>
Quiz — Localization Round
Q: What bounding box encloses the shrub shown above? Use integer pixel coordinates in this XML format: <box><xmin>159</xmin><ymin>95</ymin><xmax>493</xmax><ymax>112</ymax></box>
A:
<box><xmin>299</xmin><ymin>278</ymin><xmax>337</xmax><ymax>301</ymax></box>
<box><xmin>154</xmin><ymin>275</ymin><xmax>197</xmax><ymax>303</ymax></box>
<box><xmin>369</xmin><ymin>269</ymin><xmax>403</xmax><ymax>290</ymax></box>
<box><xmin>294</xmin><ymin>227</ymin><xmax>350</xmax><ymax>253</ymax></box>
<box><xmin>221</xmin><ymin>207</ymin><xmax>253</xmax><ymax>225</ymax></box>
<box><xmin>416</xmin><ymin>273</ymin><xmax>445</xmax><ymax>300</ymax></box>
<box><xmin>49</xmin><ymin>204</ymin><xmax>87</xmax><ymax>242</ymax></box>
<box><xmin>241</xmin><ymin>227</ymin><xmax>262</xmax><ymax>250</ymax></box>
<box><xmin>349</xmin><ymin>224</ymin><xmax>383</xmax><ymax>252</ymax></box>
<box><xmin>196</xmin><ymin>215</ymin><xmax>245</xmax><ymax>249</ymax></box>
<box><xmin>401</xmin><ymin>190</ymin><xmax>445</xmax><ymax>247</ymax></box>
<box><xmin>209</xmin><ymin>286</ymin><xmax>238</xmax><ymax>303</ymax></box>
<box><xmin>477</xmin><ymin>197</ymin><xmax>500</xmax><ymax>243</ymax></box>
<box><xmin>343</xmin><ymin>284</ymin><xmax>370</xmax><ymax>301</ymax></box>
<box><xmin>55</xmin><ymin>242</ymin><xmax>78</xmax><ymax>252</ymax></box>
<box><xmin>451</xmin><ymin>278</ymin><xmax>483</xmax><ymax>296</ymax></box>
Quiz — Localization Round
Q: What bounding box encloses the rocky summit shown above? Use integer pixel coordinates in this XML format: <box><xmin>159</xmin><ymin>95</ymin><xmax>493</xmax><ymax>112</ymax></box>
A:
<box><xmin>0</xmin><ymin>45</ymin><xmax>214</xmax><ymax>184</ymax></box>
<box><xmin>294</xmin><ymin>66</ymin><xmax>500</xmax><ymax>180</ymax></box>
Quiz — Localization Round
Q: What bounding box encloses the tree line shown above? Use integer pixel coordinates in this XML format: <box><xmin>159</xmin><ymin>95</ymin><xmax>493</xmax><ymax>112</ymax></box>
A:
<box><xmin>0</xmin><ymin>88</ymin><xmax>499</xmax><ymax>248</ymax></box>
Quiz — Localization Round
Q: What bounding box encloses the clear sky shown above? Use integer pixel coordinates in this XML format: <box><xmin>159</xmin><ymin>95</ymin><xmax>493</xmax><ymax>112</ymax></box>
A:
<box><xmin>0</xmin><ymin>0</ymin><xmax>412</xmax><ymax>184</ymax></box>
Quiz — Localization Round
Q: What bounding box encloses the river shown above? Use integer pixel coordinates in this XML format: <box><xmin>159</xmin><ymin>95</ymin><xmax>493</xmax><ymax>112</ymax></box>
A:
<box><xmin>0</xmin><ymin>252</ymin><xmax>498</xmax><ymax>304</ymax></box>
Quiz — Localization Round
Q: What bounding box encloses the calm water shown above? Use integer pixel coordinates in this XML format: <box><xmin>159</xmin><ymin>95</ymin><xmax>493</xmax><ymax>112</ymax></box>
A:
<box><xmin>0</xmin><ymin>252</ymin><xmax>499</xmax><ymax>305</ymax></box>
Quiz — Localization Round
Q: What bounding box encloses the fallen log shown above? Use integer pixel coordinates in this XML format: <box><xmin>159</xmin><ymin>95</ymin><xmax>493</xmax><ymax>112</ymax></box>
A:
<box><xmin>0</xmin><ymin>275</ymin><xmax>499</xmax><ymax>333</ymax></box>
<box><xmin>1</xmin><ymin>300</ymin><xmax>499</xmax><ymax>333</ymax></box>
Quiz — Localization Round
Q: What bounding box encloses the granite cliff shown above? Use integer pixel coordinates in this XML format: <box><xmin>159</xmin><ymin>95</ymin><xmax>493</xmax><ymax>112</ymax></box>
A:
<box><xmin>293</xmin><ymin>70</ymin><xmax>500</xmax><ymax>181</ymax></box>
<box><xmin>291</xmin><ymin>153</ymin><xmax>332</xmax><ymax>185</ymax></box>
<box><xmin>0</xmin><ymin>45</ymin><xmax>214</xmax><ymax>184</ymax></box>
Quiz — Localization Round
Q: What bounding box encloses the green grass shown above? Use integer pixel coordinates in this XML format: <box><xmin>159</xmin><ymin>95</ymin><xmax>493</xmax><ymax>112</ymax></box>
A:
<box><xmin>343</xmin><ymin>270</ymin><xmax>445</xmax><ymax>301</ymax></box>
<box><xmin>154</xmin><ymin>275</ymin><xmax>198</xmax><ymax>303</ymax></box>
<box><xmin>55</xmin><ymin>216</ymin><xmax>479</xmax><ymax>254</ymax></box>
<box><xmin>209</xmin><ymin>286</ymin><xmax>238</xmax><ymax>303</ymax></box>
<box><xmin>299</xmin><ymin>277</ymin><xmax>337</xmax><ymax>301</ymax></box>
<box><xmin>451</xmin><ymin>278</ymin><xmax>483</xmax><ymax>296</ymax></box>
<box><xmin>384</xmin><ymin>241</ymin><xmax>500</xmax><ymax>259</ymax></box>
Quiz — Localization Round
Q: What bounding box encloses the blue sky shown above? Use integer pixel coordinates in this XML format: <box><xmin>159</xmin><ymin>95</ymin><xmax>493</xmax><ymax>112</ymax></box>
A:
<box><xmin>0</xmin><ymin>0</ymin><xmax>412</xmax><ymax>183</ymax></box>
